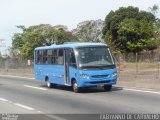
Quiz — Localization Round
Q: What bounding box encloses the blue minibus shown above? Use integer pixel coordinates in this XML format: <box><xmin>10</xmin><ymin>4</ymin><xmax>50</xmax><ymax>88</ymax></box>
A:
<box><xmin>34</xmin><ymin>42</ymin><xmax>117</xmax><ymax>93</ymax></box>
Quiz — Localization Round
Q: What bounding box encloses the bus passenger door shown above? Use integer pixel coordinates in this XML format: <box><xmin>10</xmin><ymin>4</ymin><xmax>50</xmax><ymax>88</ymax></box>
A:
<box><xmin>64</xmin><ymin>49</ymin><xmax>71</xmax><ymax>85</ymax></box>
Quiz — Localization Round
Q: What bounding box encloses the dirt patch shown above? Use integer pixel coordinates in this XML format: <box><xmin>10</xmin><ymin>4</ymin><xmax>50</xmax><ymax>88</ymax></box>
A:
<box><xmin>0</xmin><ymin>69</ymin><xmax>34</xmax><ymax>78</ymax></box>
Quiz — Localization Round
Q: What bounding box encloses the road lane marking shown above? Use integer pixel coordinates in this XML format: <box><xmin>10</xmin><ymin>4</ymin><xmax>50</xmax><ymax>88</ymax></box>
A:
<box><xmin>124</xmin><ymin>88</ymin><xmax>160</xmax><ymax>95</ymax></box>
<box><xmin>0</xmin><ymin>75</ymin><xmax>34</xmax><ymax>80</ymax></box>
<box><xmin>0</xmin><ymin>97</ymin><xmax>42</xmax><ymax>113</ymax></box>
<box><xmin>24</xmin><ymin>85</ymin><xmax>47</xmax><ymax>91</ymax></box>
<box><xmin>1</xmin><ymin>74</ymin><xmax>160</xmax><ymax>95</ymax></box>
<box><xmin>37</xmin><ymin>111</ymin><xmax>43</xmax><ymax>113</ymax></box>
<box><xmin>14</xmin><ymin>103</ymin><xmax>35</xmax><ymax>111</ymax></box>
<box><xmin>0</xmin><ymin>98</ymin><xmax>8</xmax><ymax>102</ymax></box>
<box><xmin>45</xmin><ymin>115</ymin><xmax>67</xmax><ymax>120</ymax></box>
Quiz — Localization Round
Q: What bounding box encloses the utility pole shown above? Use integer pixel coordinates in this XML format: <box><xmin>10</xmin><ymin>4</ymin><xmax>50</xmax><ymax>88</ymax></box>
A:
<box><xmin>0</xmin><ymin>39</ymin><xmax>6</xmax><ymax>70</ymax></box>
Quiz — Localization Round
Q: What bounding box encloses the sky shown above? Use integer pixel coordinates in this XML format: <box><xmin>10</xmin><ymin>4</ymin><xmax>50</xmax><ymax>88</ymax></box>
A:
<box><xmin>0</xmin><ymin>0</ymin><xmax>160</xmax><ymax>54</ymax></box>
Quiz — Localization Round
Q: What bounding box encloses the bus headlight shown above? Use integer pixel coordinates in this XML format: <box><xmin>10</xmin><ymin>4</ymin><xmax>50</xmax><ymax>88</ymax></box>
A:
<box><xmin>80</xmin><ymin>74</ymin><xmax>89</xmax><ymax>79</ymax></box>
<box><xmin>110</xmin><ymin>72</ymin><xmax>117</xmax><ymax>77</ymax></box>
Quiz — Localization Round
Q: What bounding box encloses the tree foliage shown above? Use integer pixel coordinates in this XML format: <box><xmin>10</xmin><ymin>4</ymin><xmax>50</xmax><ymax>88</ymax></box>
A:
<box><xmin>103</xmin><ymin>6</ymin><xmax>156</xmax><ymax>52</ymax></box>
<box><xmin>73</xmin><ymin>20</ymin><xmax>104</xmax><ymax>42</ymax></box>
<box><xmin>149</xmin><ymin>4</ymin><xmax>159</xmax><ymax>16</ymax></box>
<box><xmin>12</xmin><ymin>24</ymin><xmax>77</xmax><ymax>59</ymax></box>
<box><xmin>118</xmin><ymin>18</ymin><xmax>155</xmax><ymax>51</ymax></box>
<box><xmin>150</xmin><ymin>5</ymin><xmax>160</xmax><ymax>46</ymax></box>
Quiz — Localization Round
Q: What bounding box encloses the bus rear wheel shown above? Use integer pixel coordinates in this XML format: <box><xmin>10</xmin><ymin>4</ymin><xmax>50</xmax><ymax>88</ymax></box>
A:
<box><xmin>46</xmin><ymin>80</ymin><xmax>52</xmax><ymax>88</ymax></box>
<box><xmin>72</xmin><ymin>80</ymin><xmax>80</xmax><ymax>93</ymax></box>
<box><xmin>46</xmin><ymin>78</ymin><xmax>56</xmax><ymax>88</ymax></box>
<box><xmin>104</xmin><ymin>85</ymin><xmax>112</xmax><ymax>91</ymax></box>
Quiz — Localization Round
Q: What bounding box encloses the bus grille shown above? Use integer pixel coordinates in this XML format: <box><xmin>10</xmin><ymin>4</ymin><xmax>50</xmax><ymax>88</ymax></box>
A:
<box><xmin>88</xmin><ymin>80</ymin><xmax>110</xmax><ymax>84</ymax></box>
<box><xmin>91</xmin><ymin>74</ymin><xmax>109</xmax><ymax>78</ymax></box>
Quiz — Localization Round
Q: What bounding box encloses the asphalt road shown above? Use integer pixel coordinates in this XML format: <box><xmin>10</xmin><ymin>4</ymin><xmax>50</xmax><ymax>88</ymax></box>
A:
<box><xmin>0</xmin><ymin>75</ymin><xmax>160</xmax><ymax>120</ymax></box>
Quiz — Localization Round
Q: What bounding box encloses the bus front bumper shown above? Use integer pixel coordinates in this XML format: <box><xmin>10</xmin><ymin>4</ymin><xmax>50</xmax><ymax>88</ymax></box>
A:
<box><xmin>78</xmin><ymin>78</ymin><xmax>117</xmax><ymax>87</ymax></box>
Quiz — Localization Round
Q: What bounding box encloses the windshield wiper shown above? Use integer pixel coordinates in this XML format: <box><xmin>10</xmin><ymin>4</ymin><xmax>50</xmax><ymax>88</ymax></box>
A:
<box><xmin>95</xmin><ymin>64</ymin><xmax>116</xmax><ymax>68</ymax></box>
<box><xmin>80</xmin><ymin>66</ymin><xmax>97</xmax><ymax>68</ymax></box>
<box><xmin>79</xmin><ymin>64</ymin><xmax>116</xmax><ymax>70</ymax></box>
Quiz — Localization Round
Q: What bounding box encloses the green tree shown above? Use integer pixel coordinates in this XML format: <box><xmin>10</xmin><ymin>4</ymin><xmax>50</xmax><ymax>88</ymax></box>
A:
<box><xmin>149</xmin><ymin>5</ymin><xmax>160</xmax><ymax>46</ymax></box>
<box><xmin>103</xmin><ymin>6</ymin><xmax>156</xmax><ymax>52</ymax></box>
<box><xmin>12</xmin><ymin>33</ymin><xmax>24</xmax><ymax>49</ymax></box>
<box><xmin>73</xmin><ymin>20</ymin><xmax>104</xmax><ymax>42</ymax></box>
<box><xmin>149</xmin><ymin>4</ymin><xmax>159</xmax><ymax>16</ymax></box>
<box><xmin>118</xmin><ymin>18</ymin><xmax>155</xmax><ymax>52</ymax></box>
<box><xmin>12</xmin><ymin>24</ymin><xmax>77</xmax><ymax>59</ymax></box>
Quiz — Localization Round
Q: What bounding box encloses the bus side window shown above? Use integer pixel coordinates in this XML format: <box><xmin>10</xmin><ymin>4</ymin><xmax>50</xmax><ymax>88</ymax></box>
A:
<box><xmin>47</xmin><ymin>49</ymin><xmax>52</xmax><ymax>64</ymax></box>
<box><xmin>36</xmin><ymin>50</ymin><xmax>40</xmax><ymax>64</ymax></box>
<box><xmin>39</xmin><ymin>50</ymin><xmax>43</xmax><ymax>64</ymax></box>
<box><xmin>58</xmin><ymin>49</ymin><xmax>64</xmax><ymax>65</ymax></box>
<box><xmin>53</xmin><ymin>49</ymin><xmax>58</xmax><ymax>64</ymax></box>
<box><xmin>43</xmin><ymin>50</ymin><xmax>48</xmax><ymax>64</ymax></box>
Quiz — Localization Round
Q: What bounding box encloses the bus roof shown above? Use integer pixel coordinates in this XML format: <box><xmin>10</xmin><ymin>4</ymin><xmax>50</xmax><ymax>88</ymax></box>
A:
<box><xmin>35</xmin><ymin>42</ymin><xmax>107</xmax><ymax>50</ymax></box>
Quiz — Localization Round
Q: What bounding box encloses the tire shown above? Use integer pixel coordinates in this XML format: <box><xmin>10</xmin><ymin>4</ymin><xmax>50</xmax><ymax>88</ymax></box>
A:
<box><xmin>46</xmin><ymin>78</ymin><xmax>56</xmax><ymax>88</ymax></box>
<box><xmin>72</xmin><ymin>80</ymin><xmax>80</xmax><ymax>93</ymax></box>
<box><xmin>104</xmin><ymin>85</ymin><xmax>112</xmax><ymax>91</ymax></box>
<box><xmin>46</xmin><ymin>80</ymin><xmax>52</xmax><ymax>88</ymax></box>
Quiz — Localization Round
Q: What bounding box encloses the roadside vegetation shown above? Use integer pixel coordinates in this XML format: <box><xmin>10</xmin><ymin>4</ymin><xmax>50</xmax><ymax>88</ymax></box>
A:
<box><xmin>2</xmin><ymin>5</ymin><xmax>159</xmax><ymax>61</ymax></box>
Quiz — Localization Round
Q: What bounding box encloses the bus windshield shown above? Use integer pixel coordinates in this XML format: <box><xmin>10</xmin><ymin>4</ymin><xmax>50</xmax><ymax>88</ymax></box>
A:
<box><xmin>76</xmin><ymin>46</ymin><xmax>115</xmax><ymax>69</ymax></box>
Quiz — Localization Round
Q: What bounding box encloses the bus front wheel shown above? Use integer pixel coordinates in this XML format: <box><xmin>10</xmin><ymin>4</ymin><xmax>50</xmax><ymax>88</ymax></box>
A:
<box><xmin>104</xmin><ymin>85</ymin><xmax>112</xmax><ymax>91</ymax></box>
<box><xmin>72</xmin><ymin>80</ymin><xmax>80</xmax><ymax>93</ymax></box>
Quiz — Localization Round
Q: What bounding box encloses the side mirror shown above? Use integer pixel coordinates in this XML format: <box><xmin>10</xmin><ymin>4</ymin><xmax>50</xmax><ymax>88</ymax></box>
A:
<box><xmin>70</xmin><ymin>63</ymin><xmax>77</xmax><ymax>68</ymax></box>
